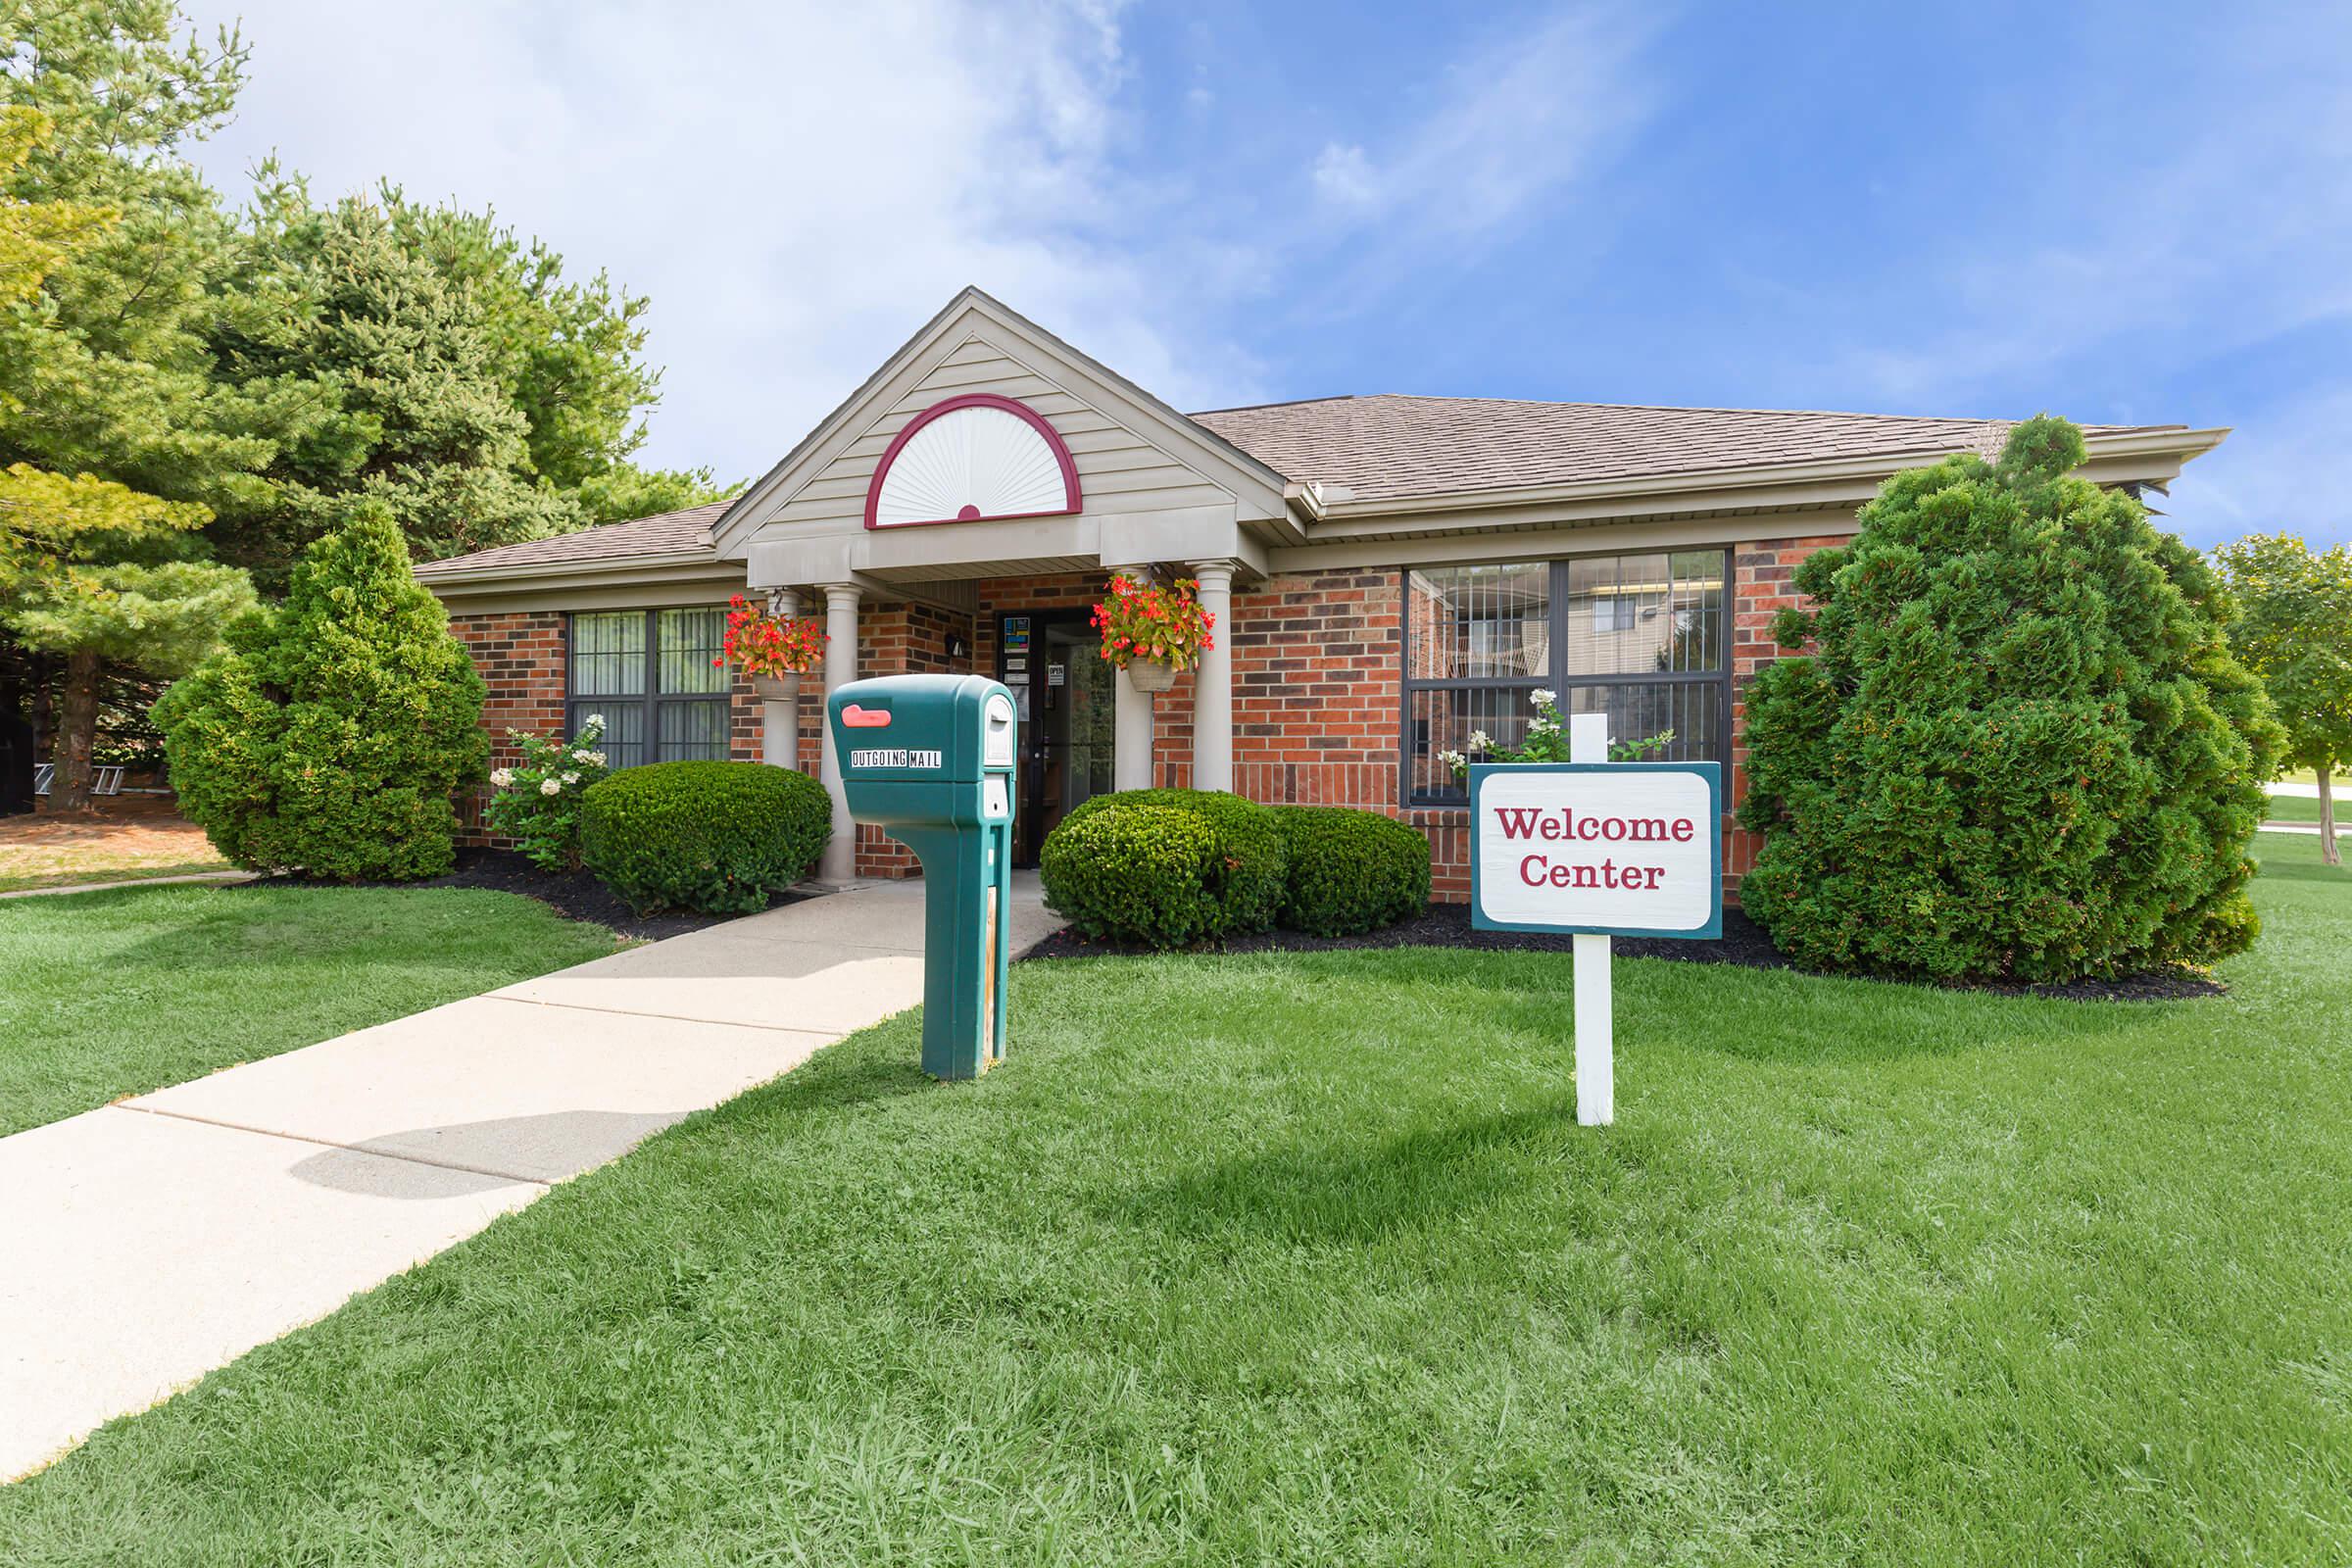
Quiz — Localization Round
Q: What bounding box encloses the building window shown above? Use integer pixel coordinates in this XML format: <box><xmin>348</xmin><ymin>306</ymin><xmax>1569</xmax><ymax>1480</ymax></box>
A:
<box><xmin>1402</xmin><ymin>550</ymin><xmax>1730</xmax><ymax>805</ymax></box>
<box><xmin>566</xmin><ymin>608</ymin><xmax>732</xmax><ymax>767</ymax></box>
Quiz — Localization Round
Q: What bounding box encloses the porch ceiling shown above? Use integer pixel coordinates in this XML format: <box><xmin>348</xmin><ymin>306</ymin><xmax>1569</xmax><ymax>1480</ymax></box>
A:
<box><xmin>863</xmin><ymin>554</ymin><xmax>1102</xmax><ymax>585</ymax></box>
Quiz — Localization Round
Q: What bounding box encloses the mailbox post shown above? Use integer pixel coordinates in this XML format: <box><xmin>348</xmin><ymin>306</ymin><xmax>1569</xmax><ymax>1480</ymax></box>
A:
<box><xmin>825</xmin><ymin>674</ymin><xmax>1017</xmax><ymax>1079</ymax></box>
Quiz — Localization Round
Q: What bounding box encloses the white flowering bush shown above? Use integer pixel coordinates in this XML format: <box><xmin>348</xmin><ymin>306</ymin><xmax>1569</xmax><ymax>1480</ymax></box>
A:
<box><xmin>483</xmin><ymin>714</ymin><xmax>612</xmax><ymax>870</ymax></box>
<box><xmin>1439</xmin><ymin>688</ymin><xmax>1673</xmax><ymax>780</ymax></box>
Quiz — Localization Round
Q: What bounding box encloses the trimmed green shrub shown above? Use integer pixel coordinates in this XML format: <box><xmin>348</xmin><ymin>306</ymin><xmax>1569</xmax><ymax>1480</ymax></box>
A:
<box><xmin>1040</xmin><ymin>788</ymin><xmax>1286</xmax><ymax>948</ymax></box>
<box><xmin>1272</xmin><ymin>806</ymin><xmax>1432</xmax><ymax>935</ymax></box>
<box><xmin>1736</xmin><ymin>416</ymin><xmax>2281</xmax><ymax>982</ymax></box>
<box><xmin>155</xmin><ymin>507</ymin><xmax>488</xmax><ymax>881</ymax></box>
<box><xmin>579</xmin><ymin>760</ymin><xmax>831</xmax><ymax>914</ymax></box>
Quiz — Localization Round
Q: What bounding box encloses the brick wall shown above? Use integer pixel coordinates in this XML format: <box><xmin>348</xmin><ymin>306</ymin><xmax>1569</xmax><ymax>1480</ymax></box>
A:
<box><xmin>1229</xmin><ymin>568</ymin><xmax>1400</xmax><ymax>802</ymax></box>
<box><xmin>1724</xmin><ymin>534</ymin><xmax>1843</xmax><ymax>886</ymax></box>
<box><xmin>1212</xmin><ymin>549</ymin><xmax>1841</xmax><ymax>905</ymax></box>
<box><xmin>853</xmin><ymin>599</ymin><xmax>979</xmax><ymax>876</ymax></box>
<box><xmin>461</xmin><ymin>612</ymin><xmax>568</xmax><ymax>762</ymax></box>
<box><xmin>450</xmin><ymin>612</ymin><xmax>566</xmax><ymax>841</ymax></box>
<box><xmin>448</xmin><ymin>607</ymin><xmax>794</xmax><ymax>848</ymax></box>
<box><xmin>447</xmin><ymin>537</ymin><xmax>1841</xmax><ymax>901</ymax></box>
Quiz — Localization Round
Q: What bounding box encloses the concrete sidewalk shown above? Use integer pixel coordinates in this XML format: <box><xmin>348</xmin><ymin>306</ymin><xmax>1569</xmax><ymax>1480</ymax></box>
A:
<box><xmin>0</xmin><ymin>872</ymin><xmax>1054</xmax><ymax>1481</ymax></box>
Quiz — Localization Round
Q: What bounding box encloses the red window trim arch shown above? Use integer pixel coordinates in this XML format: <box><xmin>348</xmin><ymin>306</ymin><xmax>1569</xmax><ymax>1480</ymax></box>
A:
<box><xmin>861</xmin><ymin>392</ymin><xmax>1084</xmax><ymax>530</ymax></box>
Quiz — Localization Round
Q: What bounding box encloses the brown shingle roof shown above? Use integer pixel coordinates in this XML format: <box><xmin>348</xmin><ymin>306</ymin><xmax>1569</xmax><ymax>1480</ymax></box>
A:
<box><xmin>1187</xmin><ymin>394</ymin><xmax>2171</xmax><ymax>505</ymax></box>
<box><xmin>417</xmin><ymin>397</ymin><xmax>2188</xmax><ymax>579</ymax></box>
<box><xmin>411</xmin><ymin>499</ymin><xmax>734</xmax><ymax>577</ymax></box>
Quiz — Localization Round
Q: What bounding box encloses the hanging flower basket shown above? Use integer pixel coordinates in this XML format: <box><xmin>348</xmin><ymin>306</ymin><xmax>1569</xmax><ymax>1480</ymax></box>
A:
<box><xmin>1091</xmin><ymin>573</ymin><xmax>1213</xmax><ymax>695</ymax></box>
<box><xmin>718</xmin><ymin>594</ymin><xmax>825</xmax><ymax>699</ymax></box>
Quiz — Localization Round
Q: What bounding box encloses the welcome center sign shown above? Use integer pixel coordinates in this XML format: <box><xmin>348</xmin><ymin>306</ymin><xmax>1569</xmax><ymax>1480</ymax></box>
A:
<box><xmin>1470</xmin><ymin>761</ymin><xmax>1723</xmax><ymax>939</ymax></box>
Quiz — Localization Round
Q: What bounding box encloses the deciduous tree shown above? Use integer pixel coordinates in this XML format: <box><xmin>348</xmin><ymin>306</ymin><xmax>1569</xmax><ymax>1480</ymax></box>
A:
<box><xmin>2216</xmin><ymin>533</ymin><xmax>2352</xmax><ymax>864</ymax></box>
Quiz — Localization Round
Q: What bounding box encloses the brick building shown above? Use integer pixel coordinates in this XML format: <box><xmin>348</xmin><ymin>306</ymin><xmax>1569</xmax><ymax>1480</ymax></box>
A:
<box><xmin>416</xmin><ymin>288</ymin><xmax>2225</xmax><ymax>899</ymax></box>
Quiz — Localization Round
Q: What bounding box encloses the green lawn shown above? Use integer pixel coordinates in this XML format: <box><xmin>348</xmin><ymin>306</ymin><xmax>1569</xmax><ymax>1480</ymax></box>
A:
<box><xmin>4</xmin><ymin>846</ymin><xmax>2349</xmax><ymax>1563</ymax></box>
<box><xmin>0</xmin><ymin>884</ymin><xmax>624</xmax><ymax>1138</ymax></box>
<box><xmin>2265</xmin><ymin>792</ymin><xmax>2328</xmax><ymax>824</ymax></box>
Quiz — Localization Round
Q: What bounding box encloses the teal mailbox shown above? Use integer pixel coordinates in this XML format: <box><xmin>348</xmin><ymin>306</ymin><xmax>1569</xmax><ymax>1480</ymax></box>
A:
<box><xmin>826</xmin><ymin>673</ymin><xmax>1017</xmax><ymax>1080</ymax></box>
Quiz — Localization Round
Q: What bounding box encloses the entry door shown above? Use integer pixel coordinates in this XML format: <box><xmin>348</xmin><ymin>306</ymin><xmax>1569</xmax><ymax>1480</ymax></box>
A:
<box><xmin>1000</xmin><ymin>612</ymin><xmax>1115</xmax><ymax>864</ymax></box>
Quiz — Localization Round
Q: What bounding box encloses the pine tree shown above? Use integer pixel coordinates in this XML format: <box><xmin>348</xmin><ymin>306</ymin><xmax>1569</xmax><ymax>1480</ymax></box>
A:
<box><xmin>157</xmin><ymin>507</ymin><xmax>487</xmax><ymax>879</ymax></box>
<box><xmin>214</xmin><ymin>182</ymin><xmax>733</xmax><ymax>580</ymax></box>
<box><xmin>0</xmin><ymin>7</ymin><xmax>343</xmax><ymax>529</ymax></box>
<box><xmin>0</xmin><ymin>101</ymin><xmax>260</xmax><ymax>806</ymax></box>
<box><xmin>1737</xmin><ymin>416</ymin><xmax>2281</xmax><ymax>981</ymax></box>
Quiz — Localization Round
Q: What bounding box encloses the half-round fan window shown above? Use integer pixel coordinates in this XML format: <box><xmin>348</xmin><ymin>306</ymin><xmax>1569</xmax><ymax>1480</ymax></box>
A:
<box><xmin>864</xmin><ymin>393</ymin><xmax>1083</xmax><ymax>529</ymax></box>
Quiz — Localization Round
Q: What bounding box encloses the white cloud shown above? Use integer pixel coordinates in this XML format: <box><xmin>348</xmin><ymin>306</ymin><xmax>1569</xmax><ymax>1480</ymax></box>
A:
<box><xmin>1301</xmin><ymin>5</ymin><xmax>1661</xmax><ymax>261</ymax></box>
<box><xmin>182</xmin><ymin>0</ymin><xmax>1263</xmax><ymax>481</ymax></box>
<box><xmin>1311</xmin><ymin>143</ymin><xmax>1381</xmax><ymax>211</ymax></box>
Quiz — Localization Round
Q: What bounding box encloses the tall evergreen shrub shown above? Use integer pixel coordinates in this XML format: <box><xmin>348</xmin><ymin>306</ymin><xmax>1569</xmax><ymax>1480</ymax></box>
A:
<box><xmin>1736</xmin><ymin>416</ymin><xmax>2278</xmax><ymax>981</ymax></box>
<box><xmin>158</xmin><ymin>506</ymin><xmax>488</xmax><ymax>879</ymax></box>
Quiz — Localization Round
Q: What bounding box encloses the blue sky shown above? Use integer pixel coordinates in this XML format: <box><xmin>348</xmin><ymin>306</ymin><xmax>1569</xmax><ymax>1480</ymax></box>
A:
<box><xmin>185</xmin><ymin>1</ymin><xmax>2352</xmax><ymax>547</ymax></box>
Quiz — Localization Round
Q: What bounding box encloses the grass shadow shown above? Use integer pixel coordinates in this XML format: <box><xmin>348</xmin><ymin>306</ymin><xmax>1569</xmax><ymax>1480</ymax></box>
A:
<box><xmin>1129</xmin><ymin>1101</ymin><xmax>1584</xmax><ymax>1247</ymax></box>
<box><xmin>1627</xmin><ymin>959</ymin><xmax>2170</xmax><ymax>1067</ymax></box>
<box><xmin>2248</xmin><ymin>858</ymin><xmax>2351</xmax><ymax>885</ymax></box>
<box><xmin>85</xmin><ymin>885</ymin><xmax>579</xmax><ymax>976</ymax></box>
<box><xmin>702</xmin><ymin>1025</ymin><xmax>940</xmax><ymax>1129</ymax></box>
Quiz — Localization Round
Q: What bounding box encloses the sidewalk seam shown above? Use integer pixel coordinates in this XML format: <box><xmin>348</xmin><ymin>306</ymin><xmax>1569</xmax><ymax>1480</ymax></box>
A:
<box><xmin>489</xmin><ymin>994</ymin><xmax>869</xmax><ymax>1037</ymax></box>
<box><xmin>112</xmin><ymin>1103</ymin><xmax>556</xmax><ymax>1189</ymax></box>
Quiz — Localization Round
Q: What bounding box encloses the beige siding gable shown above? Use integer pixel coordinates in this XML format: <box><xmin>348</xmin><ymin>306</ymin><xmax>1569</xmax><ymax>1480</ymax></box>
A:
<box><xmin>763</xmin><ymin>331</ymin><xmax>1243</xmax><ymax>533</ymax></box>
<box><xmin>713</xmin><ymin>289</ymin><xmax>1294</xmax><ymax>570</ymax></box>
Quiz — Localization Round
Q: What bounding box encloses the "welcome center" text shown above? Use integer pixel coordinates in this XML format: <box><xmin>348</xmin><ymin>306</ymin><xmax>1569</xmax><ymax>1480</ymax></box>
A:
<box><xmin>1490</xmin><ymin>806</ymin><xmax>1698</xmax><ymax>892</ymax></box>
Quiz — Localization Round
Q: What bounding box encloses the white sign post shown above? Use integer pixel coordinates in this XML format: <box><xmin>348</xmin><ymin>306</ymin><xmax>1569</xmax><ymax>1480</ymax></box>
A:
<box><xmin>1568</xmin><ymin>714</ymin><xmax>1613</xmax><ymax>1125</ymax></box>
<box><xmin>1467</xmin><ymin>720</ymin><xmax>1723</xmax><ymax>1129</ymax></box>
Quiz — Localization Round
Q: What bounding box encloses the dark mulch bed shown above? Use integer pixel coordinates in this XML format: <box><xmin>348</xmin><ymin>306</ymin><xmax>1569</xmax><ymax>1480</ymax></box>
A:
<box><xmin>1019</xmin><ymin>903</ymin><xmax>2225</xmax><ymax>1002</ymax></box>
<box><xmin>239</xmin><ymin>847</ymin><xmax>808</xmax><ymax>942</ymax></box>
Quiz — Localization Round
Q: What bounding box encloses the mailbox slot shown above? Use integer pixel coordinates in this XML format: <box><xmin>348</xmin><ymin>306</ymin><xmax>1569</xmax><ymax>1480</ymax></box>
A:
<box><xmin>982</xmin><ymin>693</ymin><xmax>1016</xmax><ymax>768</ymax></box>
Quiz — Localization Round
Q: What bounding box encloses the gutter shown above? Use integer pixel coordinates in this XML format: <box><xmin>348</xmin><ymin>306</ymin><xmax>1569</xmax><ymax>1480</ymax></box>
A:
<box><xmin>413</xmin><ymin>546</ymin><xmax>733</xmax><ymax>593</ymax></box>
<box><xmin>1295</xmin><ymin>426</ymin><xmax>2230</xmax><ymax>534</ymax></box>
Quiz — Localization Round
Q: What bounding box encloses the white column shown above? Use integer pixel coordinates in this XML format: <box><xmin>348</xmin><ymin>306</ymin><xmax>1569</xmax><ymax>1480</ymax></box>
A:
<box><xmin>760</xmin><ymin>588</ymin><xmax>799</xmax><ymax>769</ymax></box>
<box><xmin>1569</xmin><ymin>711</ymin><xmax>1613</xmax><ymax>1126</ymax></box>
<box><xmin>1187</xmin><ymin>560</ymin><xmax>1237</xmax><ymax>794</ymax></box>
<box><xmin>1107</xmin><ymin>563</ymin><xmax>1155</xmax><ymax>792</ymax></box>
<box><xmin>816</xmin><ymin>582</ymin><xmax>861</xmax><ymax>885</ymax></box>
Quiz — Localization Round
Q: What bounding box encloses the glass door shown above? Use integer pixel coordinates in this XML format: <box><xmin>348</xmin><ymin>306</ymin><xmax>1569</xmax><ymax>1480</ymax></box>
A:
<box><xmin>1001</xmin><ymin>612</ymin><xmax>1115</xmax><ymax>864</ymax></box>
